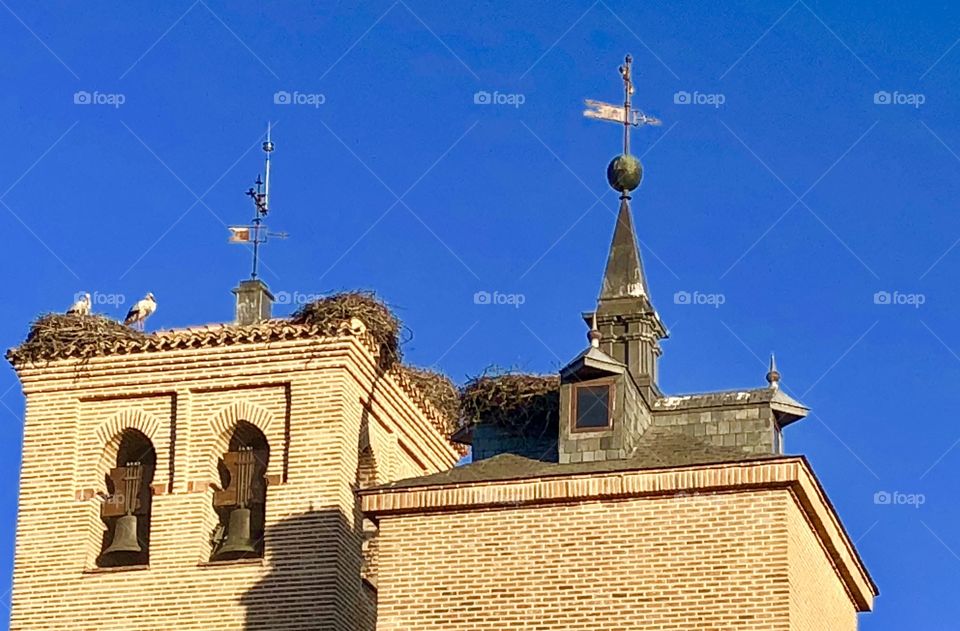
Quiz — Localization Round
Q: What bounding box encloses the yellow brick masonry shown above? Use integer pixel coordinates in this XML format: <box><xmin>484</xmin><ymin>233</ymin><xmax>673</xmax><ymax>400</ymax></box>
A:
<box><xmin>787</xmin><ymin>493</ymin><xmax>858</xmax><ymax>629</ymax></box>
<box><xmin>361</xmin><ymin>457</ymin><xmax>877</xmax><ymax>631</ymax></box>
<box><xmin>10</xmin><ymin>333</ymin><xmax>459</xmax><ymax>631</ymax></box>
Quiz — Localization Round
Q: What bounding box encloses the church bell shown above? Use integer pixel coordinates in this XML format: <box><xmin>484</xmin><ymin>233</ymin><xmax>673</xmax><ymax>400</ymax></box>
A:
<box><xmin>213</xmin><ymin>507</ymin><xmax>257</xmax><ymax>560</ymax></box>
<box><xmin>102</xmin><ymin>514</ymin><xmax>142</xmax><ymax>558</ymax></box>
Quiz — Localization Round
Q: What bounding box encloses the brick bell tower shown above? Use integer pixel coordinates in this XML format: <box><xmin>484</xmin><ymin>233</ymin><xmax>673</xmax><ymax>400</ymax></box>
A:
<box><xmin>5</xmin><ymin>129</ymin><xmax>460</xmax><ymax>631</ymax></box>
<box><xmin>6</xmin><ymin>301</ymin><xmax>460</xmax><ymax>631</ymax></box>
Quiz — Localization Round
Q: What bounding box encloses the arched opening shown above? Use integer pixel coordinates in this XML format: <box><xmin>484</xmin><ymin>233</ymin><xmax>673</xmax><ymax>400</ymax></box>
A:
<box><xmin>97</xmin><ymin>429</ymin><xmax>156</xmax><ymax>568</ymax></box>
<box><xmin>211</xmin><ymin>421</ymin><xmax>269</xmax><ymax>561</ymax></box>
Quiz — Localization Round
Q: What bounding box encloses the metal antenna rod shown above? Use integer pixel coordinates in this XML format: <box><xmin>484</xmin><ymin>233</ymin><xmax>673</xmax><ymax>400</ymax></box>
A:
<box><xmin>263</xmin><ymin>122</ymin><xmax>274</xmax><ymax>213</ymax></box>
<box><xmin>621</xmin><ymin>54</ymin><xmax>633</xmax><ymax>155</ymax></box>
<box><xmin>251</xmin><ymin>216</ymin><xmax>261</xmax><ymax>279</ymax></box>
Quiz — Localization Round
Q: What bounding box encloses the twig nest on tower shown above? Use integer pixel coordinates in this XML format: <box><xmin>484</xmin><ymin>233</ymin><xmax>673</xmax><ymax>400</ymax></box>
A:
<box><xmin>291</xmin><ymin>291</ymin><xmax>403</xmax><ymax>368</ymax></box>
<box><xmin>8</xmin><ymin>314</ymin><xmax>148</xmax><ymax>365</ymax></box>
<box><xmin>401</xmin><ymin>365</ymin><xmax>460</xmax><ymax>434</ymax></box>
<box><xmin>459</xmin><ymin>372</ymin><xmax>560</xmax><ymax>436</ymax></box>
<box><xmin>607</xmin><ymin>153</ymin><xmax>643</xmax><ymax>192</ymax></box>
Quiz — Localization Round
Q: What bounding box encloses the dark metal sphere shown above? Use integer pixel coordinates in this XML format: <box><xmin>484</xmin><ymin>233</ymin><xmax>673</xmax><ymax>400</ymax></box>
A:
<box><xmin>606</xmin><ymin>154</ymin><xmax>642</xmax><ymax>192</ymax></box>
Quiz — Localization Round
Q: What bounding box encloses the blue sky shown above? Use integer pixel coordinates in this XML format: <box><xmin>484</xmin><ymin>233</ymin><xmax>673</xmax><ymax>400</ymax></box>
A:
<box><xmin>1</xmin><ymin>0</ymin><xmax>958</xmax><ymax>627</ymax></box>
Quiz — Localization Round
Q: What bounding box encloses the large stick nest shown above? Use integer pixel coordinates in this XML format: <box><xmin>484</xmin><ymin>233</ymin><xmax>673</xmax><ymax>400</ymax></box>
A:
<box><xmin>459</xmin><ymin>372</ymin><xmax>560</xmax><ymax>436</ymax></box>
<box><xmin>7</xmin><ymin>314</ymin><xmax>148</xmax><ymax>365</ymax></box>
<box><xmin>292</xmin><ymin>291</ymin><xmax>404</xmax><ymax>368</ymax></box>
<box><xmin>400</xmin><ymin>365</ymin><xmax>460</xmax><ymax>436</ymax></box>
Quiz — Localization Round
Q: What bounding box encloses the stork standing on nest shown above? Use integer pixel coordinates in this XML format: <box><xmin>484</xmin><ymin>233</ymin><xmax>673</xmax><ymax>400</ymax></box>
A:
<box><xmin>66</xmin><ymin>293</ymin><xmax>91</xmax><ymax>316</ymax></box>
<box><xmin>124</xmin><ymin>293</ymin><xmax>157</xmax><ymax>330</ymax></box>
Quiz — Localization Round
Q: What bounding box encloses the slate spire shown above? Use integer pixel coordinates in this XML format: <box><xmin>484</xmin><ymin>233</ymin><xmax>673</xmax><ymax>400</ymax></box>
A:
<box><xmin>600</xmin><ymin>197</ymin><xmax>649</xmax><ymax>300</ymax></box>
<box><xmin>592</xmin><ymin>195</ymin><xmax>667</xmax><ymax>403</ymax></box>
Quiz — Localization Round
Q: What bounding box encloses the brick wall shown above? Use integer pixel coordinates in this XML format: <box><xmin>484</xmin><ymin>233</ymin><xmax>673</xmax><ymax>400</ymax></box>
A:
<box><xmin>376</xmin><ymin>491</ymin><xmax>793</xmax><ymax>630</ymax></box>
<box><xmin>787</xmin><ymin>494</ymin><xmax>858</xmax><ymax>629</ymax></box>
<box><xmin>363</xmin><ymin>458</ymin><xmax>876</xmax><ymax>630</ymax></box>
<box><xmin>10</xmin><ymin>335</ymin><xmax>458</xmax><ymax>631</ymax></box>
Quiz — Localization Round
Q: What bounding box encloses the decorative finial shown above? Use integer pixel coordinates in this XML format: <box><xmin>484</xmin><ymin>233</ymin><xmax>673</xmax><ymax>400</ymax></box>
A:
<box><xmin>766</xmin><ymin>353</ymin><xmax>781</xmax><ymax>389</ymax></box>
<box><xmin>583</xmin><ymin>54</ymin><xmax>662</xmax><ymax>199</ymax></box>
<box><xmin>587</xmin><ymin>312</ymin><xmax>602</xmax><ymax>348</ymax></box>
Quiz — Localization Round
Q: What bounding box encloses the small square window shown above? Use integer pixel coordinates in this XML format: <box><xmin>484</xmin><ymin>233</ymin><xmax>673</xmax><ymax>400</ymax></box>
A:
<box><xmin>574</xmin><ymin>384</ymin><xmax>612</xmax><ymax>430</ymax></box>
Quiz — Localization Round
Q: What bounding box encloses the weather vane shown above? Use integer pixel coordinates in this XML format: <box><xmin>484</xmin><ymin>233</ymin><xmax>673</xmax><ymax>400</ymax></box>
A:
<box><xmin>584</xmin><ymin>54</ymin><xmax>661</xmax><ymax>198</ymax></box>
<box><xmin>229</xmin><ymin>122</ymin><xmax>288</xmax><ymax>280</ymax></box>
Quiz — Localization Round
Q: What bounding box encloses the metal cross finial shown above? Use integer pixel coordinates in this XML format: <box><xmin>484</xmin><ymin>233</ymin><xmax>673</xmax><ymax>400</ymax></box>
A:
<box><xmin>584</xmin><ymin>53</ymin><xmax>662</xmax><ymax>155</ymax></box>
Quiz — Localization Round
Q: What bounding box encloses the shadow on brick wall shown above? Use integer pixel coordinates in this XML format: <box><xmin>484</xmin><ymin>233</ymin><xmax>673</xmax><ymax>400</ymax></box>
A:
<box><xmin>241</xmin><ymin>508</ymin><xmax>364</xmax><ymax>630</ymax></box>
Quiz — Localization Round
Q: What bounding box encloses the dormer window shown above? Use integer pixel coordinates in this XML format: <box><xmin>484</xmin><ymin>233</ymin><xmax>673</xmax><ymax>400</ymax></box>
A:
<box><xmin>573</xmin><ymin>381</ymin><xmax>614</xmax><ymax>431</ymax></box>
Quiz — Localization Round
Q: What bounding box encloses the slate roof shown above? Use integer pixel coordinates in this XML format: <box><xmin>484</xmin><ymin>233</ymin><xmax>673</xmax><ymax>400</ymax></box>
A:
<box><xmin>560</xmin><ymin>344</ymin><xmax>625</xmax><ymax>379</ymax></box>
<box><xmin>381</xmin><ymin>427</ymin><xmax>777</xmax><ymax>490</ymax></box>
<box><xmin>654</xmin><ymin>386</ymin><xmax>809</xmax><ymax>424</ymax></box>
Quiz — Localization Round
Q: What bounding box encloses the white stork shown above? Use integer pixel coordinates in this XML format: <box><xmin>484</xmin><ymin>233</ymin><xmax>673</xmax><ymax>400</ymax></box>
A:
<box><xmin>124</xmin><ymin>293</ymin><xmax>157</xmax><ymax>330</ymax></box>
<box><xmin>66</xmin><ymin>293</ymin><xmax>91</xmax><ymax>316</ymax></box>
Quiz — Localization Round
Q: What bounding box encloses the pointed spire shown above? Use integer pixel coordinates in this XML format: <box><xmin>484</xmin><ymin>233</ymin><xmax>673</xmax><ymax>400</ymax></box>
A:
<box><xmin>766</xmin><ymin>354</ymin><xmax>781</xmax><ymax>389</ymax></box>
<box><xmin>599</xmin><ymin>197</ymin><xmax>649</xmax><ymax>300</ymax></box>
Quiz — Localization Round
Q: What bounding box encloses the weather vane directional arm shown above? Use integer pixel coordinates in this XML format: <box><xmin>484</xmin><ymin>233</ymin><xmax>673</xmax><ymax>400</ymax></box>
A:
<box><xmin>583</xmin><ymin>54</ymin><xmax>662</xmax><ymax>198</ymax></box>
<box><xmin>583</xmin><ymin>54</ymin><xmax>661</xmax><ymax>155</ymax></box>
<box><xmin>228</xmin><ymin>122</ymin><xmax>288</xmax><ymax>280</ymax></box>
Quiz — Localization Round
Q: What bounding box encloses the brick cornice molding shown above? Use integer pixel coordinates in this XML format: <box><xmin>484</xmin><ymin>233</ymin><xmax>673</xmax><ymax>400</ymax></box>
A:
<box><xmin>360</xmin><ymin>457</ymin><xmax>877</xmax><ymax>612</ymax></box>
<box><xmin>13</xmin><ymin>336</ymin><xmax>367</xmax><ymax>393</ymax></box>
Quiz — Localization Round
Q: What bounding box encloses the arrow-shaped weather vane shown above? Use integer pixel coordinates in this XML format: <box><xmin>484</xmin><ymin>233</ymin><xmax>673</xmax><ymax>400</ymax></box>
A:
<box><xmin>584</xmin><ymin>54</ymin><xmax>662</xmax><ymax>198</ymax></box>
